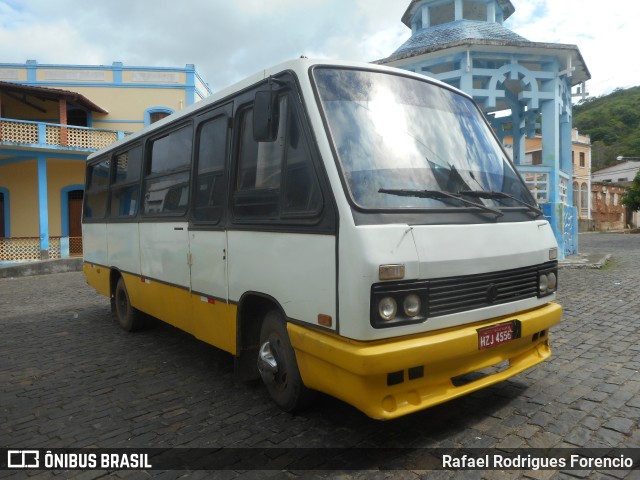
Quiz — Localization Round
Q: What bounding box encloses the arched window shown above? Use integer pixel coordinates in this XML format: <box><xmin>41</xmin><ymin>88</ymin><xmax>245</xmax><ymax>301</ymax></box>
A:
<box><xmin>144</xmin><ymin>107</ymin><xmax>175</xmax><ymax>126</ymax></box>
<box><xmin>572</xmin><ymin>181</ymin><xmax>580</xmax><ymax>208</ymax></box>
<box><xmin>580</xmin><ymin>184</ymin><xmax>588</xmax><ymax>213</ymax></box>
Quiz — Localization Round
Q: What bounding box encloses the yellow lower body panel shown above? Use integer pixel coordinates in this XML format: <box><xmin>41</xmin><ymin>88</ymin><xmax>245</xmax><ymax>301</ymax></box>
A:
<box><xmin>289</xmin><ymin>302</ymin><xmax>562</xmax><ymax>420</ymax></box>
<box><xmin>83</xmin><ymin>263</ymin><xmax>110</xmax><ymax>297</ymax></box>
<box><xmin>83</xmin><ymin>264</ymin><xmax>237</xmax><ymax>355</ymax></box>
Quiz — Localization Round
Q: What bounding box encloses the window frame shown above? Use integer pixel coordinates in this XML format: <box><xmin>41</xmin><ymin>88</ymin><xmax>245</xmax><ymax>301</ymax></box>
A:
<box><xmin>144</xmin><ymin>107</ymin><xmax>175</xmax><ymax>127</ymax></box>
<box><xmin>229</xmin><ymin>83</ymin><xmax>325</xmax><ymax>227</ymax></box>
<box><xmin>83</xmin><ymin>156</ymin><xmax>111</xmax><ymax>221</ymax></box>
<box><xmin>83</xmin><ymin>69</ymin><xmax>336</xmax><ymax>234</ymax></box>
<box><xmin>141</xmin><ymin>121</ymin><xmax>194</xmax><ymax>219</ymax></box>
<box><xmin>109</xmin><ymin>143</ymin><xmax>143</xmax><ymax>220</ymax></box>
<box><xmin>190</xmin><ymin>103</ymin><xmax>233</xmax><ymax>228</ymax></box>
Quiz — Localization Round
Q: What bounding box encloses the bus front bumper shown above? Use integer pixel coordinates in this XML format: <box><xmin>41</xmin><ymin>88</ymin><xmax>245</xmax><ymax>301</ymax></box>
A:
<box><xmin>288</xmin><ymin>302</ymin><xmax>562</xmax><ymax>420</ymax></box>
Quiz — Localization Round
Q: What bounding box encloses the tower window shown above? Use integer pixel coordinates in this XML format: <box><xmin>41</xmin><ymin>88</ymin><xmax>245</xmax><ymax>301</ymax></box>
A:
<box><xmin>463</xmin><ymin>1</ymin><xmax>487</xmax><ymax>21</ymax></box>
<box><xmin>429</xmin><ymin>3</ymin><xmax>455</xmax><ymax>26</ymax></box>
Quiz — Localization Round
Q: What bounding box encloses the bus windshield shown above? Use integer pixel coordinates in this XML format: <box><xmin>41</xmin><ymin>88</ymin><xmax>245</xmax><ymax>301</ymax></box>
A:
<box><xmin>312</xmin><ymin>67</ymin><xmax>535</xmax><ymax>212</ymax></box>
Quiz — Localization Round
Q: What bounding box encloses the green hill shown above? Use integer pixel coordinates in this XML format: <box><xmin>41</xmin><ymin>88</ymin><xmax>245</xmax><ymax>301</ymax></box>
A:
<box><xmin>573</xmin><ymin>85</ymin><xmax>640</xmax><ymax>171</ymax></box>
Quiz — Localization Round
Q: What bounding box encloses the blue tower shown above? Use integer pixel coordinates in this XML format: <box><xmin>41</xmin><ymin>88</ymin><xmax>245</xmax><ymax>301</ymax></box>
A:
<box><xmin>378</xmin><ymin>0</ymin><xmax>590</xmax><ymax>258</ymax></box>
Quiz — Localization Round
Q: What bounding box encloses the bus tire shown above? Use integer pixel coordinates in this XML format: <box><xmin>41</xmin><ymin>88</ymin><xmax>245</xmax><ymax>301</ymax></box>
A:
<box><xmin>114</xmin><ymin>277</ymin><xmax>145</xmax><ymax>332</ymax></box>
<box><xmin>258</xmin><ymin>310</ymin><xmax>315</xmax><ymax>412</ymax></box>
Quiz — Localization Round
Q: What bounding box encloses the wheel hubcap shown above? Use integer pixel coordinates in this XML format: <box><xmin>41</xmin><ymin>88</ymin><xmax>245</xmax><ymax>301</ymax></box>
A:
<box><xmin>257</xmin><ymin>341</ymin><xmax>278</xmax><ymax>383</ymax></box>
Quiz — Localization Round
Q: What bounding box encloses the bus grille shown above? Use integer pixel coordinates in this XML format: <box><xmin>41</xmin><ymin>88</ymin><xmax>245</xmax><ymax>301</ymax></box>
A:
<box><xmin>426</xmin><ymin>262</ymin><xmax>555</xmax><ymax>318</ymax></box>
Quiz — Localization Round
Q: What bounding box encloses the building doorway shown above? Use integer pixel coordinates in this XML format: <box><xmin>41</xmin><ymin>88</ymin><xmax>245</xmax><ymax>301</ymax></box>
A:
<box><xmin>68</xmin><ymin>190</ymin><xmax>83</xmax><ymax>256</ymax></box>
<box><xmin>0</xmin><ymin>192</ymin><xmax>5</xmax><ymax>238</ymax></box>
<box><xmin>67</xmin><ymin>109</ymin><xmax>88</xmax><ymax>127</ymax></box>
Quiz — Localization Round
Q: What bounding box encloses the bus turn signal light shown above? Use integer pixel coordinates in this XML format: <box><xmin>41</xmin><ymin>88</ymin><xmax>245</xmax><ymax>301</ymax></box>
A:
<box><xmin>379</xmin><ymin>264</ymin><xmax>405</xmax><ymax>281</ymax></box>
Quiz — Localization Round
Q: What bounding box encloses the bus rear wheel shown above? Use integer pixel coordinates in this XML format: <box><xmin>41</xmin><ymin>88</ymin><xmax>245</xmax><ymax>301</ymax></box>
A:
<box><xmin>114</xmin><ymin>277</ymin><xmax>145</xmax><ymax>332</ymax></box>
<box><xmin>257</xmin><ymin>311</ymin><xmax>315</xmax><ymax>412</ymax></box>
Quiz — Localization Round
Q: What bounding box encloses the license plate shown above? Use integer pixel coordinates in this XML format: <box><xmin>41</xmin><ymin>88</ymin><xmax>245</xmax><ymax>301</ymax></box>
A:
<box><xmin>477</xmin><ymin>321</ymin><xmax>516</xmax><ymax>350</ymax></box>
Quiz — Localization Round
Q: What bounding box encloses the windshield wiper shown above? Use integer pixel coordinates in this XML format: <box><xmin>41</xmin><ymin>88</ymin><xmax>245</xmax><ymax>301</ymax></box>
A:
<box><xmin>459</xmin><ymin>190</ymin><xmax>543</xmax><ymax>217</ymax></box>
<box><xmin>378</xmin><ymin>188</ymin><xmax>503</xmax><ymax>217</ymax></box>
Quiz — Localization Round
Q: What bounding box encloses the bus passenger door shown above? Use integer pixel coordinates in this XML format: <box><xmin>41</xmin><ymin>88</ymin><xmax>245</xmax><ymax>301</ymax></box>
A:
<box><xmin>188</xmin><ymin>104</ymin><xmax>235</xmax><ymax>354</ymax></box>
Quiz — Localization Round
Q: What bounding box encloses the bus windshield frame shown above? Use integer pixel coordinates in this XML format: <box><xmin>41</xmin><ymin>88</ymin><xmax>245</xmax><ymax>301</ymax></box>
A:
<box><xmin>311</xmin><ymin>66</ymin><xmax>538</xmax><ymax>218</ymax></box>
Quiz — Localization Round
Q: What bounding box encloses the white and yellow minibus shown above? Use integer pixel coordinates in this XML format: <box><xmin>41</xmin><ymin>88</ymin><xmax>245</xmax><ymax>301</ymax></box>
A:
<box><xmin>83</xmin><ymin>58</ymin><xmax>561</xmax><ymax>419</ymax></box>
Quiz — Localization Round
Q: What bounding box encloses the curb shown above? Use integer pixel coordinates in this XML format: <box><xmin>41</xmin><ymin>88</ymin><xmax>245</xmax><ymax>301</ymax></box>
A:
<box><xmin>559</xmin><ymin>253</ymin><xmax>610</xmax><ymax>269</ymax></box>
<box><xmin>0</xmin><ymin>258</ymin><xmax>83</xmax><ymax>278</ymax></box>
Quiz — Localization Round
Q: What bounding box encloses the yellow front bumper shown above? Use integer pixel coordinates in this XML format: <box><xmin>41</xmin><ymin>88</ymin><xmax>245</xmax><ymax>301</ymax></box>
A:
<box><xmin>288</xmin><ymin>302</ymin><xmax>562</xmax><ymax>420</ymax></box>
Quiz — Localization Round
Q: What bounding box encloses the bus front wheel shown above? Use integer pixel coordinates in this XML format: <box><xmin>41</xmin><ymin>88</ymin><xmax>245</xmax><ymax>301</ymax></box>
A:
<box><xmin>258</xmin><ymin>311</ymin><xmax>315</xmax><ymax>412</ymax></box>
<box><xmin>114</xmin><ymin>277</ymin><xmax>145</xmax><ymax>332</ymax></box>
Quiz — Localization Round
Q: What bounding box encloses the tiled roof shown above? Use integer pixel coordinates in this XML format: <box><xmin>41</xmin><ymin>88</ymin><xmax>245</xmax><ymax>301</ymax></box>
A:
<box><xmin>0</xmin><ymin>80</ymin><xmax>108</xmax><ymax>113</ymax></box>
<box><xmin>376</xmin><ymin>19</ymin><xmax>591</xmax><ymax>85</ymax></box>
<box><xmin>383</xmin><ymin>20</ymin><xmax>530</xmax><ymax>62</ymax></box>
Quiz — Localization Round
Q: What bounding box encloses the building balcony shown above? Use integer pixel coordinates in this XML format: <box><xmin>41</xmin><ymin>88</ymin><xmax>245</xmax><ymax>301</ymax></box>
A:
<box><xmin>0</xmin><ymin>117</ymin><xmax>127</xmax><ymax>152</ymax></box>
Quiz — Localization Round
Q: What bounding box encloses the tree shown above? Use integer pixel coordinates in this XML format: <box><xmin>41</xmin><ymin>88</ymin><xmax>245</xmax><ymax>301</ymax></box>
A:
<box><xmin>621</xmin><ymin>170</ymin><xmax>640</xmax><ymax>212</ymax></box>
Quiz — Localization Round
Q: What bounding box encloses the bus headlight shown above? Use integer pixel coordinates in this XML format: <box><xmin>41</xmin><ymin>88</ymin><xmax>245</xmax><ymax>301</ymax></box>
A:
<box><xmin>538</xmin><ymin>269</ymin><xmax>558</xmax><ymax>296</ymax></box>
<box><xmin>403</xmin><ymin>294</ymin><xmax>421</xmax><ymax>317</ymax></box>
<box><xmin>547</xmin><ymin>272</ymin><xmax>557</xmax><ymax>290</ymax></box>
<box><xmin>539</xmin><ymin>274</ymin><xmax>548</xmax><ymax>293</ymax></box>
<box><xmin>371</xmin><ymin>282</ymin><xmax>428</xmax><ymax>328</ymax></box>
<box><xmin>378</xmin><ymin>297</ymin><xmax>397</xmax><ymax>321</ymax></box>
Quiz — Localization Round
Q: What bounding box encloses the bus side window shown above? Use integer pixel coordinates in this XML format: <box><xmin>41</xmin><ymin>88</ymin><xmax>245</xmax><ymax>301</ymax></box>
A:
<box><xmin>194</xmin><ymin>116</ymin><xmax>228</xmax><ymax>223</ymax></box>
<box><xmin>282</xmin><ymin>104</ymin><xmax>323</xmax><ymax>217</ymax></box>
<box><xmin>84</xmin><ymin>158</ymin><xmax>110</xmax><ymax>219</ymax></box>
<box><xmin>233</xmin><ymin>95</ymin><xmax>322</xmax><ymax>221</ymax></box>
<box><xmin>233</xmin><ymin>98</ymin><xmax>287</xmax><ymax>219</ymax></box>
<box><xmin>110</xmin><ymin>146</ymin><xmax>141</xmax><ymax>218</ymax></box>
<box><xmin>143</xmin><ymin>124</ymin><xmax>193</xmax><ymax>216</ymax></box>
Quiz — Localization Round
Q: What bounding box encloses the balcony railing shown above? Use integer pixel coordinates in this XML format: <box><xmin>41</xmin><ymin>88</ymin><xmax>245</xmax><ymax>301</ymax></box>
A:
<box><xmin>0</xmin><ymin>118</ymin><xmax>127</xmax><ymax>151</ymax></box>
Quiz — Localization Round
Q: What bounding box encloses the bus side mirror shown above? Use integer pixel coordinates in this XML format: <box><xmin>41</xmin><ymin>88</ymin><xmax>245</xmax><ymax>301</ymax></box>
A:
<box><xmin>253</xmin><ymin>91</ymin><xmax>279</xmax><ymax>142</ymax></box>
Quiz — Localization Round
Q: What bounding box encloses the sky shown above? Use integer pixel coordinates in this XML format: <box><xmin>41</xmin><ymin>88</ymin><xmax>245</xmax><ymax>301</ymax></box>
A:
<box><xmin>0</xmin><ymin>0</ymin><xmax>638</xmax><ymax>99</ymax></box>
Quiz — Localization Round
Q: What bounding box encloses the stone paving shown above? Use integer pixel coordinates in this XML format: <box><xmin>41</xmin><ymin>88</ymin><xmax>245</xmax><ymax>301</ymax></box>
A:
<box><xmin>1</xmin><ymin>233</ymin><xmax>639</xmax><ymax>479</ymax></box>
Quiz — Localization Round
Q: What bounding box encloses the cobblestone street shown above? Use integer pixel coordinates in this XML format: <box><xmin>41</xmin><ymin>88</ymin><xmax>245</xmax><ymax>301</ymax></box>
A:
<box><xmin>1</xmin><ymin>233</ymin><xmax>639</xmax><ymax>479</ymax></box>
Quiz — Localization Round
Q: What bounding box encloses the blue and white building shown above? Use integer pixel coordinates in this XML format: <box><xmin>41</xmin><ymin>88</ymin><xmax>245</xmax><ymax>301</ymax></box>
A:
<box><xmin>0</xmin><ymin>60</ymin><xmax>211</xmax><ymax>262</ymax></box>
<box><xmin>378</xmin><ymin>0</ymin><xmax>591</xmax><ymax>258</ymax></box>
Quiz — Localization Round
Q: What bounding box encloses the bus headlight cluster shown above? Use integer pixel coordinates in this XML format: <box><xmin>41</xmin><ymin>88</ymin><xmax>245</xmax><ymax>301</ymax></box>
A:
<box><xmin>378</xmin><ymin>297</ymin><xmax>397</xmax><ymax>321</ymax></box>
<box><xmin>538</xmin><ymin>270</ymin><xmax>557</xmax><ymax>296</ymax></box>
<box><xmin>371</xmin><ymin>284</ymin><xmax>427</xmax><ymax>328</ymax></box>
<box><xmin>377</xmin><ymin>294</ymin><xmax>422</xmax><ymax>322</ymax></box>
<box><xmin>403</xmin><ymin>294</ymin><xmax>421</xmax><ymax>317</ymax></box>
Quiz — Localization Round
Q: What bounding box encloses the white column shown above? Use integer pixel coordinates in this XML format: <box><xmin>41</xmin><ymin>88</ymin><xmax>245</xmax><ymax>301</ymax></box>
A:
<box><xmin>421</xmin><ymin>5</ymin><xmax>430</xmax><ymax>28</ymax></box>
<box><xmin>455</xmin><ymin>0</ymin><xmax>463</xmax><ymax>20</ymax></box>
<box><xmin>487</xmin><ymin>2</ymin><xmax>496</xmax><ymax>22</ymax></box>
